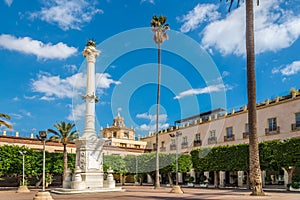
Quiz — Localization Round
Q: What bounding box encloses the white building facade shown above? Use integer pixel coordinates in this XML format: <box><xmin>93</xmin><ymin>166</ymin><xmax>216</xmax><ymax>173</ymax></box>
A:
<box><xmin>142</xmin><ymin>90</ymin><xmax>300</xmax><ymax>186</ymax></box>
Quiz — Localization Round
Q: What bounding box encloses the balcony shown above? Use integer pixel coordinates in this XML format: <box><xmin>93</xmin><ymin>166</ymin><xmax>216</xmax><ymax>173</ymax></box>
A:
<box><xmin>193</xmin><ymin>140</ymin><xmax>202</xmax><ymax>147</ymax></box>
<box><xmin>265</xmin><ymin>126</ymin><xmax>280</xmax><ymax>135</ymax></box>
<box><xmin>208</xmin><ymin>137</ymin><xmax>217</xmax><ymax>145</ymax></box>
<box><xmin>181</xmin><ymin>142</ymin><xmax>188</xmax><ymax>149</ymax></box>
<box><xmin>170</xmin><ymin>144</ymin><xmax>176</xmax><ymax>151</ymax></box>
<box><xmin>160</xmin><ymin>147</ymin><xmax>166</xmax><ymax>152</ymax></box>
<box><xmin>291</xmin><ymin>123</ymin><xmax>300</xmax><ymax>131</ymax></box>
<box><xmin>224</xmin><ymin>134</ymin><xmax>235</xmax><ymax>142</ymax></box>
<box><xmin>243</xmin><ymin>132</ymin><xmax>249</xmax><ymax>139</ymax></box>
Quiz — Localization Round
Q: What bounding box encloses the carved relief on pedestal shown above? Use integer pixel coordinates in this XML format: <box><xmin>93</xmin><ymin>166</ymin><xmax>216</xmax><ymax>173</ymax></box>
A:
<box><xmin>79</xmin><ymin>152</ymin><xmax>86</xmax><ymax>169</ymax></box>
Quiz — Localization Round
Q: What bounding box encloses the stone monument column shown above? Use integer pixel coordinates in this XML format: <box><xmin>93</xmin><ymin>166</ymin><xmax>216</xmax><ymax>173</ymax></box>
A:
<box><xmin>72</xmin><ymin>40</ymin><xmax>104</xmax><ymax>190</ymax></box>
<box><xmin>82</xmin><ymin>41</ymin><xmax>99</xmax><ymax>138</ymax></box>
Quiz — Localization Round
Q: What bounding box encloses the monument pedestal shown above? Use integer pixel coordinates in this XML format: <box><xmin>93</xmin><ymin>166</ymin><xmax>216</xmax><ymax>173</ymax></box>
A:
<box><xmin>81</xmin><ymin>172</ymin><xmax>104</xmax><ymax>189</ymax></box>
<box><xmin>70</xmin><ymin>137</ymin><xmax>104</xmax><ymax>190</ymax></box>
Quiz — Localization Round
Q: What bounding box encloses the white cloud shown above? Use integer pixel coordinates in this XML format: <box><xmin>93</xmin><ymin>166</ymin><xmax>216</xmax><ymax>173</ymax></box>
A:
<box><xmin>136</xmin><ymin>113</ymin><xmax>167</xmax><ymax>122</ymax></box>
<box><xmin>0</xmin><ymin>34</ymin><xmax>77</xmax><ymax>59</ymax></box>
<box><xmin>31</xmin><ymin>72</ymin><xmax>120</xmax><ymax>100</ymax></box>
<box><xmin>10</xmin><ymin>113</ymin><xmax>22</xmax><ymax>120</ymax></box>
<box><xmin>136</xmin><ymin>112</ymin><xmax>169</xmax><ymax>132</ymax></box>
<box><xmin>68</xmin><ymin>103</ymin><xmax>85</xmax><ymax>121</ymax></box>
<box><xmin>12</xmin><ymin>97</ymin><xmax>19</xmax><ymax>101</ymax></box>
<box><xmin>96</xmin><ymin>73</ymin><xmax>121</xmax><ymax>89</ymax></box>
<box><xmin>198</xmin><ymin>1</ymin><xmax>300</xmax><ymax>56</ymax></box>
<box><xmin>222</xmin><ymin>71</ymin><xmax>230</xmax><ymax>77</ymax></box>
<box><xmin>273</xmin><ymin>61</ymin><xmax>300</xmax><ymax>76</ymax></box>
<box><xmin>11</xmin><ymin>110</ymin><xmax>32</xmax><ymax>119</ymax></box>
<box><xmin>140</xmin><ymin>0</ymin><xmax>154</xmax><ymax>4</ymax></box>
<box><xmin>24</xmin><ymin>95</ymin><xmax>37</xmax><ymax>100</ymax></box>
<box><xmin>137</xmin><ymin>123</ymin><xmax>169</xmax><ymax>132</ymax></box>
<box><xmin>178</xmin><ymin>4</ymin><xmax>220</xmax><ymax>33</ymax></box>
<box><xmin>64</xmin><ymin>64</ymin><xmax>77</xmax><ymax>73</ymax></box>
<box><xmin>30</xmin><ymin>0</ymin><xmax>103</xmax><ymax>30</ymax></box>
<box><xmin>174</xmin><ymin>84</ymin><xmax>226</xmax><ymax>100</ymax></box>
<box><xmin>4</xmin><ymin>0</ymin><xmax>13</xmax><ymax>7</ymax></box>
<box><xmin>20</xmin><ymin>109</ymin><xmax>32</xmax><ymax>117</ymax></box>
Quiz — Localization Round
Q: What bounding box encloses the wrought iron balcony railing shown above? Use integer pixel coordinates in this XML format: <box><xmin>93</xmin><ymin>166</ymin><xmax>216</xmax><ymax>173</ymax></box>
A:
<box><xmin>208</xmin><ymin>137</ymin><xmax>217</xmax><ymax>145</ymax></box>
<box><xmin>181</xmin><ymin>142</ymin><xmax>188</xmax><ymax>149</ymax></box>
<box><xmin>291</xmin><ymin>123</ymin><xmax>300</xmax><ymax>131</ymax></box>
<box><xmin>193</xmin><ymin>140</ymin><xmax>202</xmax><ymax>147</ymax></box>
<box><xmin>265</xmin><ymin>126</ymin><xmax>280</xmax><ymax>135</ymax></box>
<box><xmin>170</xmin><ymin>144</ymin><xmax>176</xmax><ymax>151</ymax></box>
<box><xmin>243</xmin><ymin>132</ymin><xmax>249</xmax><ymax>139</ymax></box>
<box><xmin>160</xmin><ymin>147</ymin><xmax>166</xmax><ymax>152</ymax></box>
<box><xmin>224</xmin><ymin>134</ymin><xmax>235</xmax><ymax>141</ymax></box>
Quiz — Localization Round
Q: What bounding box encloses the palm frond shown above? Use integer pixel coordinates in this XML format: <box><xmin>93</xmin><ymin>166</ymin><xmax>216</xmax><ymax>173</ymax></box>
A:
<box><xmin>47</xmin><ymin>129</ymin><xmax>60</xmax><ymax>136</ymax></box>
<box><xmin>0</xmin><ymin>120</ymin><xmax>12</xmax><ymax>129</ymax></box>
<box><xmin>48</xmin><ymin>121</ymin><xmax>78</xmax><ymax>144</ymax></box>
<box><xmin>0</xmin><ymin>113</ymin><xmax>11</xmax><ymax>120</ymax></box>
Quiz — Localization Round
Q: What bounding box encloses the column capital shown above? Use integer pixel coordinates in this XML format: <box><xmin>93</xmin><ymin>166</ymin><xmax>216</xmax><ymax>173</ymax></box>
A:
<box><xmin>83</xmin><ymin>46</ymin><xmax>100</xmax><ymax>63</ymax></box>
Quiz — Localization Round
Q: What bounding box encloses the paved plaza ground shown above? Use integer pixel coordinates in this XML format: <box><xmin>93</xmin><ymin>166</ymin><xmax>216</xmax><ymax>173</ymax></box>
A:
<box><xmin>0</xmin><ymin>186</ymin><xmax>299</xmax><ymax>200</ymax></box>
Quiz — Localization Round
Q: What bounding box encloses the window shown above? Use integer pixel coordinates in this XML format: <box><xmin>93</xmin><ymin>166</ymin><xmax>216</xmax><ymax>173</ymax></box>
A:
<box><xmin>243</xmin><ymin>123</ymin><xmax>249</xmax><ymax>138</ymax></box>
<box><xmin>245</xmin><ymin>123</ymin><xmax>249</xmax><ymax>133</ymax></box>
<box><xmin>170</xmin><ymin>139</ymin><xmax>176</xmax><ymax>150</ymax></box>
<box><xmin>153</xmin><ymin>143</ymin><xmax>157</xmax><ymax>150</ymax></box>
<box><xmin>208</xmin><ymin>130</ymin><xmax>217</xmax><ymax>144</ymax></box>
<box><xmin>124</xmin><ymin>132</ymin><xmax>129</xmax><ymax>139</ymax></box>
<box><xmin>182</xmin><ymin>136</ymin><xmax>188</xmax><ymax>148</ymax></box>
<box><xmin>113</xmin><ymin>132</ymin><xmax>117</xmax><ymax>138</ymax></box>
<box><xmin>171</xmin><ymin>139</ymin><xmax>175</xmax><ymax>145</ymax></box>
<box><xmin>160</xmin><ymin>141</ymin><xmax>166</xmax><ymax>151</ymax></box>
<box><xmin>268</xmin><ymin>118</ymin><xmax>277</xmax><ymax>132</ymax></box>
<box><xmin>209</xmin><ymin>130</ymin><xmax>216</xmax><ymax>138</ymax></box>
<box><xmin>296</xmin><ymin>113</ymin><xmax>300</xmax><ymax>127</ymax></box>
<box><xmin>226</xmin><ymin>127</ymin><xmax>233</xmax><ymax>138</ymax></box>
<box><xmin>183</xmin><ymin>136</ymin><xmax>188</xmax><ymax>144</ymax></box>
<box><xmin>194</xmin><ymin>133</ymin><xmax>201</xmax><ymax>146</ymax></box>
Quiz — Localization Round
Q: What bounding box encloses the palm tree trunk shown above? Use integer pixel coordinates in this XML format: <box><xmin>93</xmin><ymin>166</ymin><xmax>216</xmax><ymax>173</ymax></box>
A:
<box><xmin>63</xmin><ymin>144</ymin><xmax>68</xmax><ymax>182</ymax></box>
<box><xmin>246</xmin><ymin>0</ymin><xmax>264</xmax><ymax>196</ymax></box>
<box><xmin>155</xmin><ymin>43</ymin><xmax>161</xmax><ymax>189</ymax></box>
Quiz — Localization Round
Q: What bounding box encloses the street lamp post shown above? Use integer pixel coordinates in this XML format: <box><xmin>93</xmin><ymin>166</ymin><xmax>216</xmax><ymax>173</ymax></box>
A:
<box><xmin>135</xmin><ymin>155</ymin><xmax>138</xmax><ymax>185</ymax></box>
<box><xmin>20</xmin><ymin>151</ymin><xmax>27</xmax><ymax>186</ymax></box>
<box><xmin>169</xmin><ymin>131</ymin><xmax>183</xmax><ymax>193</ymax></box>
<box><xmin>38</xmin><ymin>131</ymin><xmax>47</xmax><ymax>192</ymax></box>
<box><xmin>17</xmin><ymin>151</ymin><xmax>30</xmax><ymax>193</ymax></box>
<box><xmin>33</xmin><ymin>131</ymin><xmax>53</xmax><ymax>200</ymax></box>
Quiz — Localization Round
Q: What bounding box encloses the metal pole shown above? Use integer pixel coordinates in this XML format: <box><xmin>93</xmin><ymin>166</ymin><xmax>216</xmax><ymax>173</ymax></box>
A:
<box><xmin>176</xmin><ymin>134</ymin><xmax>178</xmax><ymax>186</ymax></box>
<box><xmin>22</xmin><ymin>153</ymin><xmax>25</xmax><ymax>186</ymax></box>
<box><xmin>42</xmin><ymin>139</ymin><xmax>45</xmax><ymax>192</ymax></box>
<box><xmin>136</xmin><ymin>155</ymin><xmax>138</xmax><ymax>183</ymax></box>
<box><xmin>155</xmin><ymin>42</ymin><xmax>161</xmax><ymax>188</ymax></box>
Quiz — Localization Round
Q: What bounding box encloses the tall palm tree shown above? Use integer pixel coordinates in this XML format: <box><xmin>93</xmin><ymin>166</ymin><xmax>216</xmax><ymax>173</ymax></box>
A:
<box><xmin>0</xmin><ymin>113</ymin><xmax>12</xmax><ymax>129</ymax></box>
<box><xmin>48</xmin><ymin>121</ymin><xmax>78</xmax><ymax>181</ymax></box>
<box><xmin>221</xmin><ymin>0</ymin><xmax>264</xmax><ymax>195</ymax></box>
<box><xmin>150</xmin><ymin>15</ymin><xmax>169</xmax><ymax>189</ymax></box>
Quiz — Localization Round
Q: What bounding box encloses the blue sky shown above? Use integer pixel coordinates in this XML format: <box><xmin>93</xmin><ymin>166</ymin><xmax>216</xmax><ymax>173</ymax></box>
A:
<box><xmin>1</xmin><ymin>0</ymin><xmax>300</xmax><ymax>137</ymax></box>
